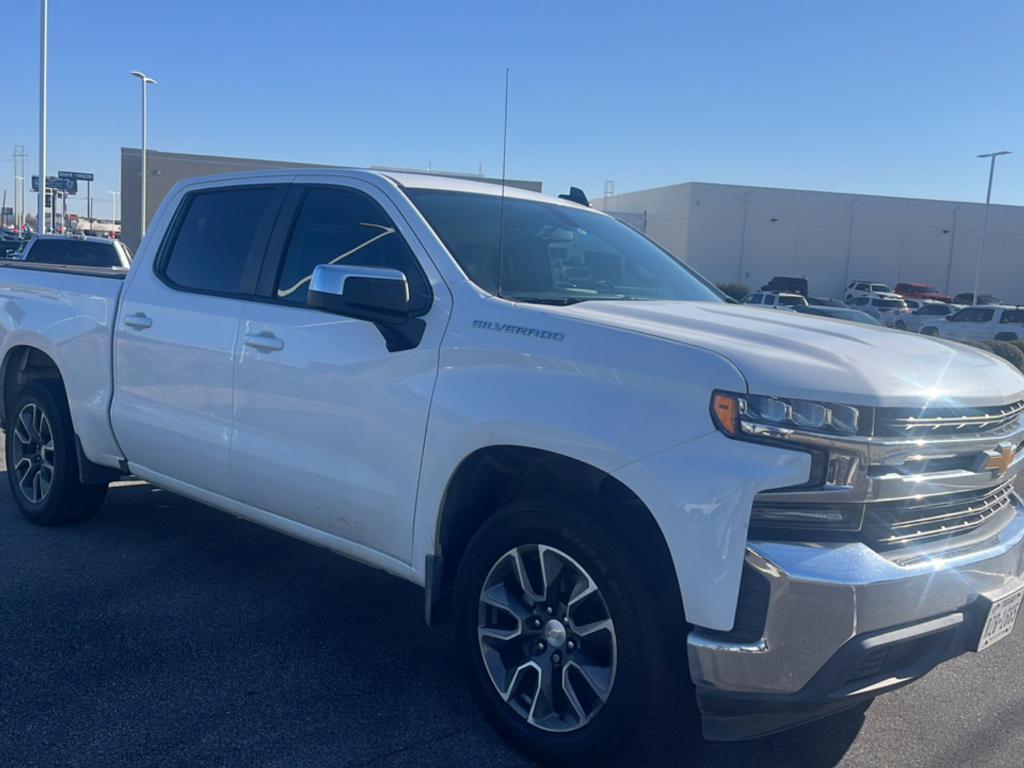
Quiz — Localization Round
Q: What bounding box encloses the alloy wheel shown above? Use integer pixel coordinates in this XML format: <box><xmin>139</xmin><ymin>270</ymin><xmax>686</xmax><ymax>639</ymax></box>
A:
<box><xmin>12</xmin><ymin>403</ymin><xmax>56</xmax><ymax>504</ymax></box>
<box><xmin>477</xmin><ymin>544</ymin><xmax>617</xmax><ymax>733</ymax></box>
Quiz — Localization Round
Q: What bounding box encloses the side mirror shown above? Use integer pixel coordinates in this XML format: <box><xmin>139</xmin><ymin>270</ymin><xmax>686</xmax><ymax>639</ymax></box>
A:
<box><xmin>307</xmin><ymin>264</ymin><xmax>410</xmax><ymax>324</ymax></box>
<box><xmin>306</xmin><ymin>264</ymin><xmax>426</xmax><ymax>352</ymax></box>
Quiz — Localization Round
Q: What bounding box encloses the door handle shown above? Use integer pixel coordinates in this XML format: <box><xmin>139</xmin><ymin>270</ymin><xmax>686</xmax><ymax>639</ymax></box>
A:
<box><xmin>123</xmin><ymin>312</ymin><xmax>153</xmax><ymax>330</ymax></box>
<box><xmin>243</xmin><ymin>332</ymin><xmax>285</xmax><ymax>352</ymax></box>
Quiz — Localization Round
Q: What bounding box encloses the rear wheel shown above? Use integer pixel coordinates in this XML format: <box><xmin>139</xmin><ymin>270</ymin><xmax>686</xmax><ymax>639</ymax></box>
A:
<box><xmin>921</xmin><ymin>327</ymin><xmax>939</xmax><ymax>336</ymax></box>
<box><xmin>453</xmin><ymin>495</ymin><xmax>688</xmax><ymax>766</ymax></box>
<box><xmin>5</xmin><ymin>380</ymin><xmax>107</xmax><ymax>525</ymax></box>
<box><xmin>894</xmin><ymin>320</ymin><xmax>906</xmax><ymax>331</ymax></box>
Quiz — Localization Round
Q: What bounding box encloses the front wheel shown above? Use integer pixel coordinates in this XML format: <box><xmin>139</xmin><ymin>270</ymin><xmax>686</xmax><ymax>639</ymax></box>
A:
<box><xmin>5</xmin><ymin>380</ymin><xmax>107</xmax><ymax>525</ymax></box>
<box><xmin>921</xmin><ymin>327</ymin><xmax>940</xmax><ymax>336</ymax></box>
<box><xmin>453</xmin><ymin>495</ymin><xmax>688</xmax><ymax>766</ymax></box>
<box><xmin>895</xmin><ymin>321</ymin><xmax>906</xmax><ymax>331</ymax></box>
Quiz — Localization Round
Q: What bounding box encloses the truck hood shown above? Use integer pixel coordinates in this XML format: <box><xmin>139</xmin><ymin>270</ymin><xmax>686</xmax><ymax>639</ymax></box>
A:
<box><xmin>562</xmin><ymin>301</ymin><xmax>1024</xmax><ymax>407</ymax></box>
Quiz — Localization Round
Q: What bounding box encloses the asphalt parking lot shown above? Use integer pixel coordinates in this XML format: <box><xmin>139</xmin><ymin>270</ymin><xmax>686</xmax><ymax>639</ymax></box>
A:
<box><xmin>2</xmin><ymin>455</ymin><xmax>1023</xmax><ymax>767</ymax></box>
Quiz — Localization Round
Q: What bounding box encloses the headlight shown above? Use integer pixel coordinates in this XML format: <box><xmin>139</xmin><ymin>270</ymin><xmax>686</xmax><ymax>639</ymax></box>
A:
<box><xmin>711</xmin><ymin>391</ymin><xmax>860</xmax><ymax>438</ymax></box>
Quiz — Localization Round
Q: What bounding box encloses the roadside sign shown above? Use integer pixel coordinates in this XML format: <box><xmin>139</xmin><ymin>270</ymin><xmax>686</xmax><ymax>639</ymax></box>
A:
<box><xmin>57</xmin><ymin>170</ymin><xmax>95</xmax><ymax>182</ymax></box>
<box><xmin>31</xmin><ymin>176</ymin><xmax>78</xmax><ymax>195</ymax></box>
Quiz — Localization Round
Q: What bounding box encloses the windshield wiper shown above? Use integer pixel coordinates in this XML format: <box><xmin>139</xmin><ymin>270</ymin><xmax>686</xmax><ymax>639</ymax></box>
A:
<box><xmin>503</xmin><ymin>296</ymin><xmax>589</xmax><ymax>305</ymax></box>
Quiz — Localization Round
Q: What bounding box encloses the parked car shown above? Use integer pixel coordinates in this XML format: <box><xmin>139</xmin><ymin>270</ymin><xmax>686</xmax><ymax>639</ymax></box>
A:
<box><xmin>742</xmin><ymin>291</ymin><xmax>809</xmax><ymax>309</ymax></box>
<box><xmin>2</xmin><ymin>169</ymin><xmax>1023</xmax><ymax>765</ymax></box>
<box><xmin>920</xmin><ymin>305</ymin><xmax>1024</xmax><ymax>342</ymax></box>
<box><xmin>0</xmin><ymin>232</ymin><xmax>23</xmax><ymax>258</ymax></box>
<box><xmin>899</xmin><ymin>301</ymin><xmax>964</xmax><ymax>332</ymax></box>
<box><xmin>793</xmin><ymin>305</ymin><xmax>882</xmax><ymax>325</ymax></box>
<box><xmin>15</xmin><ymin>234</ymin><xmax>131</xmax><ymax>269</ymax></box>
<box><xmin>953</xmin><ymin>292</ymin><xmax>1001</xmax><ymax>306</ymax></box>
<box><xmin>895</xmin><ymin>282</ymin><xmax>952</xmax><ymax>303</ymax></box>
<box><xmin>806</xmin><ymin>296</ymin><xmax>848</xmax><ymax>307</ymax></box>
<box><xmin>761</xmin><ymin>275</ymin><xmax>808</xmax><ymax>296</ymax></box>
<box><xmin>845</xmin><ymin>280</ymin><xmax>898</xmax><ymax>302</ymax></box>
<box><xmin>848</xmin><ymin>294</ymin><xmax>911</xmax><ymax>323</ymax></box>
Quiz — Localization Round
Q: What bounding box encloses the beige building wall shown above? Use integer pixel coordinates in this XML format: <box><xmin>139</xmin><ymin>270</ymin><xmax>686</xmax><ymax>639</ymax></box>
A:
<box><xmin>597</xmin><ymin>181</ymin><xmax>1024</xmax><ymax>303</ymax></box>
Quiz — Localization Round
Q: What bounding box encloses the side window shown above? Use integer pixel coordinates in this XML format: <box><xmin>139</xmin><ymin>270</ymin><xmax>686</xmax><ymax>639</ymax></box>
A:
<box><xmin>950</xmin><ymin>308</ymin><xmax>986</xmax><ymax>322</ymax></box>
<box><xmin>275</xmin><ymin>187</ymin><xmax>430</xmax><ymax>310</ymax></box>
<box><xmin>745</xmin><ymin>294</ymin><xmax>761</xmax><ymax>304</ymax></box>
<box><xmin>976</xmin><ymin>309</ymin><xmax>995</xmax><ymax>323</ymax></box>
<box><xmin>1002</xmin><ymin>310</ymin><xmax>1024</xmax><ymax>324</ymax></box>
<box><xmin>162</xmin><ymin>187</ymin><xmax>277</xmax><ymax>295</ymax></box>
<box><xmin>764</xmin><ymin>295</ymin><xmax>776</xmax><ymax>306</ymax></box>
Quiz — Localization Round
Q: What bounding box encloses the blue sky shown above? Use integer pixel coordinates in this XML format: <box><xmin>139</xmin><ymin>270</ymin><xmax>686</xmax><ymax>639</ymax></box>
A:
<box><xmin>3</xmin><ymin>0</ymin><xmax>1022</xmax><ymax>218</ymax></box>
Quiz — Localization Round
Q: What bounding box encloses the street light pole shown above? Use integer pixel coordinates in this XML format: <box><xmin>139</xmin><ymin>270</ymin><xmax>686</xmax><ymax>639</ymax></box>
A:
<box><xmin>130</xmin><ymin>71</ymin><xmax>157</xmax><ymax>238</ymax></box>
<box><xmin>972</xmin><ymin>151</ymin><xmax>1011</xmax><ymax>306</ymax></box>
<box><xmin>37</xmin><ymin>0</ymin><xmax>48</xmax><ymax>233</ymax></box>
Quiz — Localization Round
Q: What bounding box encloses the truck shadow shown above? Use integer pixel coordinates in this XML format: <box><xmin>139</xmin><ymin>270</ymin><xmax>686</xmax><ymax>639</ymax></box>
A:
<box><xmin>1</xmin><ymin>478</ymin><xmax>864</xmax><ymax>768</ymax></box>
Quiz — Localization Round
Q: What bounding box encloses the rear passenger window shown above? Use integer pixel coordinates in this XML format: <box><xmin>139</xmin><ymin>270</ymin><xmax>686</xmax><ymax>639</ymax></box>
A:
<box><xmin>274</xmin><ymin>187</ymin><xmax>430</xmax><ymax>310</ymax></box>
<box><xmin>162</xmin><ymin>187</ymin><xmax>276</xmax><ymax>295</ymax></box>
<box><xmin>1002</xmin><ymin>310</ymin><xmax>1024</xmax><ymax>324</ymax></box>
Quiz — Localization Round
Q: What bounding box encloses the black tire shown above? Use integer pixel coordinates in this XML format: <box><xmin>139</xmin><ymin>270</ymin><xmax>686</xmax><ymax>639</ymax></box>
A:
<box><xmin>895</xmin><ymin>321</ymin><xmax>906</xmax><ymax>331</ymax></box>
<box><xmin>995</xmin><ymin>333</ymin><xmax>1019</xmax><ymax>342</ymax></box>
<box><xmin>453</xmin><ymin>494</ymin><xmax>689</xmax><ymax>767</ymax></box>
<box><xmin>921</xmin><ymin>327</ymin><xmax>939</xmax><ymax>336</ymax></box>
<box><xmin>5</xmin><ymin>379</ymin><xmax>107</xmax><ymax>525</ymax></box>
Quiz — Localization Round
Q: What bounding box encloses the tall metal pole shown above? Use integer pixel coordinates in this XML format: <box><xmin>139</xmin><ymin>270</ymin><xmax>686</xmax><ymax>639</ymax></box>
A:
<box><xmin>37</xmin><ymin>0</ymin><xmax>48</xmax><ymax>233</ymax></box>
<box><xmin>131</xmin><ymin>71</ymin><xmax>157</xmax><ymax>239</ymax></box>
<box><xmin>971</xmin><ymin>151</ymin><xmax>1011</xmax><ymax>306</ymax></box>
<box><xmin>141</xmin><ymin>80</ymin><xmax>147</xmax><ymax>236</ymax></box>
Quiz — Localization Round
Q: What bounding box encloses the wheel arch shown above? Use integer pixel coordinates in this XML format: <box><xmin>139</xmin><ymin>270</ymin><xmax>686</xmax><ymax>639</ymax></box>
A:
<box><xmin>1</xmin><ymin>345</ymin><xmax>66</xmax><ymax>429</ymax></box>
<box><xmin>994</xmin><ymin>332</ymin><xmax>1019</xmax><ymax>342</ymax></box>
<box><xmin>429</xmin><ymin>445</ymin><xmax>684</xmax><ymax>625</ymax></box>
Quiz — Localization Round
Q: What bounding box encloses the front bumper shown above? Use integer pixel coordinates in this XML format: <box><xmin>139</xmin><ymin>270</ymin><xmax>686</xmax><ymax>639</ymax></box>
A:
<box><xmin>688</xmin><ymin>490</ymin><xmax>1024</xmax><ymax>741</ymax></box>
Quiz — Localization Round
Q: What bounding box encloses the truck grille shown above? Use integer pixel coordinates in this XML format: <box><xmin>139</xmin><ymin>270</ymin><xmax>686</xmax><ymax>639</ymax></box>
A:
<box><xmin>863</xmin><ymin>482</ymin><xmax>1015</xmax><ymax>548</ymax></box>
<box><xmin>874</xmin><ymin>400</ymin><xmax>1024</xmax><ymax>438</ymax></box>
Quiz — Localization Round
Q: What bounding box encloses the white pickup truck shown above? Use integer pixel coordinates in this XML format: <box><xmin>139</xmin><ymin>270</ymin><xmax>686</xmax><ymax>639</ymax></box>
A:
<box><xmin>3</xmin><ymin>169</ymin><xmax>1024</xmax><ymax>766</ymax></box>
<box><xmin>920</xmin><ymin>304</ymin><xmax>1024</xmax><ymax>342</ymax></box>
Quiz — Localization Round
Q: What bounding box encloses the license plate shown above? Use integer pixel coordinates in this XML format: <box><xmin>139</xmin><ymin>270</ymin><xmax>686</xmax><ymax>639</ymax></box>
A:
<box><xmin>977</xmin><ymin>588</ymin><xmax>1024</xmax><ymax>652</ymax></box>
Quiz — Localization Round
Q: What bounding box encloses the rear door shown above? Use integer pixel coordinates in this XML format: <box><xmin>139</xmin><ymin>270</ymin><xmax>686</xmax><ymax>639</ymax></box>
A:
<box><xmin>229</xmin><ymin>178</ymin><xmax>450</xmax><ymax>564</ymax></box>
<box><xmin>112</xmin><ymin>181</ymin><xmax>287</xmax><ymax>495</ymax></box>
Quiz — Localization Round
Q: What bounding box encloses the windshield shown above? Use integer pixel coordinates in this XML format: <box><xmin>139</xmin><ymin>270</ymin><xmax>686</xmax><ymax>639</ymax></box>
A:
<box><xmin>777</xmin><ymin>295</ymin><xmax>807</xmax><ymax>307</ymax></box>
<box><xmin>26</xmin><ymin>239</ymin><xmax>121</xmax><ymax>268</ymax></box>
<box><xmin>406</xmin><ymin>190</ymin><xmax>723</xmax><ymax>304</ymax></box>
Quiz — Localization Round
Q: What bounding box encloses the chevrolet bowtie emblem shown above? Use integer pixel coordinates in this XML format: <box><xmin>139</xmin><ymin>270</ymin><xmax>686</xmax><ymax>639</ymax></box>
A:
<box><xmin>984</xmin><ymin>445</ymin><xmax>1018</xmax><ymax>476</ymax></box>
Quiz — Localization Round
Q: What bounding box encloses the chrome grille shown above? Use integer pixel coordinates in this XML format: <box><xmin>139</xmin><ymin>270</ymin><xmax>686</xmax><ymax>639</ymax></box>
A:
<box><xmin>862</xmin><ymin>483</ymin><xmax>1015</xmax><ymax>548</ymax></box>
<box><xmin>874</xmin><ymin>400</ymin><xmax>1024</xmax><ymax>438</ymax></box>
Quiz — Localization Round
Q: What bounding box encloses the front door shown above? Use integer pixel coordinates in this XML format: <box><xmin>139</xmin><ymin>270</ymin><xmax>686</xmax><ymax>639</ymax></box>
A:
<box><xmin>230</xmin><ymin>179</ymin><xmax>449</xmax><ymax>564</ymax></box>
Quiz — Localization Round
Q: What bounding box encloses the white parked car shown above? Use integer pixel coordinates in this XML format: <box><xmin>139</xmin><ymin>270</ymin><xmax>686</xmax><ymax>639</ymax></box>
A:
<box><xmin>920</xmin><ymin>305</ymin><xmax>1024</xmax><ymax>342</ymax></box>
<box><xmin>15</xmin><ymin>234</ymin><xmax>131</xmax><ymax>269</ymax></box>
<box><xmin>742</xmin><ymin>291</ymin><xmax>808</xmax><ymax>309</ymax></box>
<box><xmin>845</xmin><ymin>280</ymin><xmax>900</xmax><ymax>302</ymax></box>
<box><xmin>1</xmin><ymin>169</ymin><xmax>1022</xmax><ymax>764</ymax></box>
<box><xmin>900</xmin><ymin>301</ymin><xmax>964</xmax><ymax>333</ymax></box>
<box><xmin>848</xmin><ymin>294</ymin><xmax>911</xmax><ymax>324</ymax></box>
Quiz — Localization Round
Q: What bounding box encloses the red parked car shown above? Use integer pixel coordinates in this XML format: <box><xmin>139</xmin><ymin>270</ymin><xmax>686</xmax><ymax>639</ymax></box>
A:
<box><xmin>894</xmin><ymin>282</ymin><xmax>952</xmax><ymax>303</ymax></box>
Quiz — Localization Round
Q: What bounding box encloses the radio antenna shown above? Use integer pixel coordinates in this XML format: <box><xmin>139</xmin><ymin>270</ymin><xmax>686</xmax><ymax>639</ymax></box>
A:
<box><xmin>496</xmin><ymin>68</ymin><xmax>509</xmax><ymax>298</ymax></box>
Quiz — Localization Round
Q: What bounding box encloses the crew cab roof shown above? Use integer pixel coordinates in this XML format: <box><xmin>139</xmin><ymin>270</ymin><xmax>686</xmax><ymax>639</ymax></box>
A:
<box><xmin>167</xmin><ymin>167</ymin><xmax>581</xmax><ymax>208</ymax></box>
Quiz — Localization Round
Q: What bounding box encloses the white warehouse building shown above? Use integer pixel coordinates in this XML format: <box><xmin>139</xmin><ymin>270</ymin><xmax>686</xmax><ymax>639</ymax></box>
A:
<box><xmin>594</xmin><ymin>182</ymin><xmax>1024</xmax><ymax>303</ymax></box>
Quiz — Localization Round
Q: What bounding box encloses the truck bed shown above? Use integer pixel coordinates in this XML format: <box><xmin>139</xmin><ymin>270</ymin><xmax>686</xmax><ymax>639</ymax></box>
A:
<box><xmin>0</xmin><ymin>265</ymin><xmax>126</xmax><ymax>468</ymax></box>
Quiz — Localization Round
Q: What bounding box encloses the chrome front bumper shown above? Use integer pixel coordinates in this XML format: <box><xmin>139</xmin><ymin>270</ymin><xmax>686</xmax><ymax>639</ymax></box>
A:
<box><xmin>687</xmin><ymin>489</ymin><xmax>1024</xmax><ymax>740</ymax></box>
